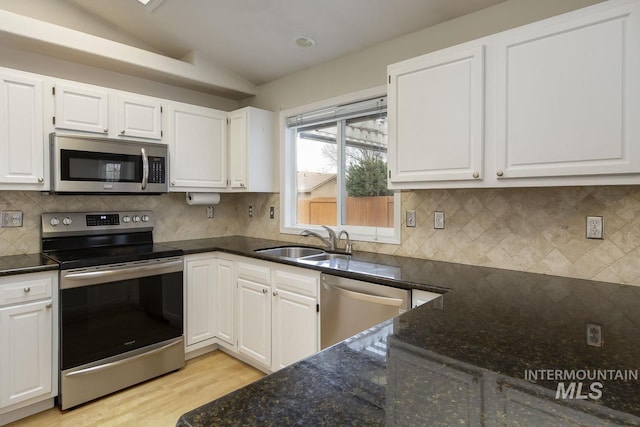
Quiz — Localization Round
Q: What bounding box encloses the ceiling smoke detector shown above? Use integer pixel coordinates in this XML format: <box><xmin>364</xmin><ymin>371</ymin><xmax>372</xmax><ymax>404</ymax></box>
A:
<box><xmin>295</xmin><ymin>35</ymin><xmax>316</xmax><ymax>48</ymax></box>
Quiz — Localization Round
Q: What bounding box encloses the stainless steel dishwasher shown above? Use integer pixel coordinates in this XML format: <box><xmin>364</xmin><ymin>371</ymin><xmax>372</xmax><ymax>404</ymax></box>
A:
<box><xmin>320</xmin><ymin>273</ymin><xmax>410</xmax><ymax>349</ymax></box>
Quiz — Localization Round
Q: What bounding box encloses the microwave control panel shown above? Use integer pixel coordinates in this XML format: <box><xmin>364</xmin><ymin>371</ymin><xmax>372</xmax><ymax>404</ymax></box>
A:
<box><xmin>149</xmin><ymin>157</ymin><xmax>165</xmax><ymax>184</ymax></box>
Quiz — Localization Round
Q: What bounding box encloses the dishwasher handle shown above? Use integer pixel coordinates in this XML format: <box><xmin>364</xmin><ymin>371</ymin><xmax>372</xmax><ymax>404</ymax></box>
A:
<box><xmin>322</xmin><ymin>282</ymin><xmax>403</xmax><ymax>307</ymax></box>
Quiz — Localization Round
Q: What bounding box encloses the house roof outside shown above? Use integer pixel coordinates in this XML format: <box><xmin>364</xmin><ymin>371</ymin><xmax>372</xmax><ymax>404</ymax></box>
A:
<box><xmin>296</xmin><ymin>172</ymin><xmax>336</xmax><ymax>193</ymax></box>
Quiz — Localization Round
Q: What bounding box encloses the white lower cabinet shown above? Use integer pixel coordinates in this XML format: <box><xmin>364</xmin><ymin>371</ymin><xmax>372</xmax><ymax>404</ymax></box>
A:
<box><xmin>185</xmin><ymin>254</ymin><xmax>217</xmax><ymax>349</ymax></box>
<box><xmin>271</xmin><ymin>268</ymin><xmax>319</xmax><ymax>371</ymax></box>
<box><xmin>214</xmin><ymin>257</ymin><xmax>235</xmax><ymax>348</ymax></box>
<box><xmin>237</xmin><ymin>274</ymin><xmax>272</xmax><ymax>368</ymax></box>
<box><xmin>0</xmin><ymin>271</ymin><xmax>58</xmax><ymax>425</ymax></box>
<box><xmin>184</xmin><ymin>253</ymin><xmax>320</xmax><ymax>373</ymax></box>
<box><xmin>184</xmin><ymin>253</ymin><xmax>236</xmax><ymax>354</ymax></box>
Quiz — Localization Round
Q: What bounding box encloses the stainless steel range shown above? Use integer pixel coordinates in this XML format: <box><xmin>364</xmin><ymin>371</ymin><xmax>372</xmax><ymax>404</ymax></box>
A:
<box><xmin>41</xmin><ymin>211</ymin><xmax>184</xmax><ymax>410</ymax></box>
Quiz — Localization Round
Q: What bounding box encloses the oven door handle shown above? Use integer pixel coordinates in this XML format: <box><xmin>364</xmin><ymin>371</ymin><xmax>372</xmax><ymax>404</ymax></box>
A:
<box><xmin>61</xmin><ymin>259</ymin><xmax>183</xmax><ymax>289</ymax></box>
<box><xmin>141</xmin><ymin>147</ymin><xmax>149</xmax><ymax>191</ymax></box>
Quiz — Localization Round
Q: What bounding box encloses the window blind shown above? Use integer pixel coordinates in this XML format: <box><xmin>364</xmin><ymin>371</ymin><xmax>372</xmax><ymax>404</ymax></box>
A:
<box><xmin>286</xmin><ymin>96</ymin><xmax>386</xmax><ymax>128</ymax></box>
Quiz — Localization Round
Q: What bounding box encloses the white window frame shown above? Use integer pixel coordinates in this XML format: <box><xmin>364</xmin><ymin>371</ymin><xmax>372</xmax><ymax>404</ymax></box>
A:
<box><xmin>279</xmin><ymin>86</ymin><xmax>401</xmax><ymax>245</ymax></box>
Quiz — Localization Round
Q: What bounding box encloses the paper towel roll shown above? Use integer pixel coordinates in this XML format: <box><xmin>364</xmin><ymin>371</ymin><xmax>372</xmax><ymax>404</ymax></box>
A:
<box><xmin>185</xmin><ymin>192</ymin><xmax>220</xmax><ymax>205</ymax></box>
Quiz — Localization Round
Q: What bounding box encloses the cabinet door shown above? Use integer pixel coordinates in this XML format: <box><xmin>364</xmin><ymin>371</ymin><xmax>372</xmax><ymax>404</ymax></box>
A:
<box><xmin>0</xmin><ymin>300</ymin><xmax>52</xmax><ymax>408</ymax></box>
<box><xmin>0</xmin><ymin>72</ymin><xmax>45</xmax><ymax>188</ymax></box>
<box><xmin>214</xmin><ymin>258</ymin><xmax>235</xmax><ymax>347</ymax></box>
<box><xmin>53</xmin><ymin>84</ymin><xmax>108</xmax><ymax>134</ymax></box>
<box><xmin>228</xmin><ymin>109</ymin><xmax>247</xmax><ymax>189</ymax></box>
<box><xmin>388</xmin><ymin>45</ymin><xmax>485</xmax><ymax>184</ymax></box>
<box><xmin>168</xmin><ymin>104</ymin><xmax>227</xmax><ymax>190</ymax></box>
<box><xmin>495</xmin><ymin>2</ymin><xmax>640</xmax><ymax>179</ymax></box>
<box><xmin>271</xmin><ymin>268</ymin><xmax>318</xmax><ymax>370</ymax></box>
<box><xmin>185</xmin><ymin>257</ymin><xmax>216</xmax><ymax>346</ymax></box>
<box><xmin>117</xmin><ymin>95</ymin><xmax>162</xmax><ymax>140</ymax></box>
<box><xmin>272</xmin><ymin>289</ymin><xmax>317</xmax><ymax>371</ymax></box>
<box><xmin>237</xmin><ymin>278</ymin><xmax>271</xmax><ymax>367</ymax></box>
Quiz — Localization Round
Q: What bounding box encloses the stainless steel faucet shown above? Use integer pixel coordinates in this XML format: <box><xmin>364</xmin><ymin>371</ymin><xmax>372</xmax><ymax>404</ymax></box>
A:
<box><xmin>338</xmin><ymin>230</ymin><xmax>354</xmax><ymax>254</ymax></box>
<box><xmin>300</xmin><ymin>225</ymin><xmax>337</xmax><ymax>250</ymax></box>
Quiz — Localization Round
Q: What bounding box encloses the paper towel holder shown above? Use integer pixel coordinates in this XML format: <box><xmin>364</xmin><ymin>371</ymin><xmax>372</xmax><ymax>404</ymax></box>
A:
<box><xmin>185</xmin><ymin>192</ymin><xmax>221</xmax><ymax>205</ymax></box>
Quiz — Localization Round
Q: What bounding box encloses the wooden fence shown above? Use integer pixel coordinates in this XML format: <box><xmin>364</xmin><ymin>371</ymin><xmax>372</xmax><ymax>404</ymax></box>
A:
<box><xmin>298</xmin><ymin>196</ymin><xmax>394</xmax><ymax>227</ymax></box>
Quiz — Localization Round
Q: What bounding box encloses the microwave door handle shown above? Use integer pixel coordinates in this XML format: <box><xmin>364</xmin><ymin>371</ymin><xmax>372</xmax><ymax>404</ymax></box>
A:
<box><xmin>141</xmin><ymin>147</ymin><xmax>149</xmax><ymax>190</ymax></box>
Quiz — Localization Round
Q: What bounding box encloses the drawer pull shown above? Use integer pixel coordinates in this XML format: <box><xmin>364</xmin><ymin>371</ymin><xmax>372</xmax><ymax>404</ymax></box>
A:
<box><xmin>262</xmin><ymin>288</ymin><xmax>268</xmax><ymax>294</ymax></box>
<box><xmin>46</xmin><ymin>303</ymin><xmax>52</xmax><ymax>309</ymax></box>
<box><xmin>24</xmin><ymin>287</ymin><xmax>31</xmax><ymax>293</ymax></box>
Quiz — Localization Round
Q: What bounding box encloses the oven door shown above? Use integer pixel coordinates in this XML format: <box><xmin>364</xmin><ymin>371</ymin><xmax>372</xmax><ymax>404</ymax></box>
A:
<box><xmin>51</xmin><ymin>133</ymin><xmax>167</xmax><ymax>194</ymax></box>
<box><xmin>60</xmin><ymin>257</ymin><xmax>183</xmax><ymax>371</ymax></box>
<box><xmin>59</xmin><ymin>257</ymin><xmax>184</xmax><ymax>409</ymax></box>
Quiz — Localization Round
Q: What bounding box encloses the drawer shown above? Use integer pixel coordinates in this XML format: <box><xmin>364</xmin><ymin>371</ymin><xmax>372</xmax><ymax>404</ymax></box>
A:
<box><xmin>0</xmin><ymin>273</ymin><xmax>54</xmax><ymax>306</ymax></box>
<box><xmin>237</xmin><ymin>261</ymin><xmax>270</xmax><ymax>283</ymax></box>
<box><xmin>272</xmin><ymin>268</ymin><xmax>318</xmax><ymax>298</ymax></box>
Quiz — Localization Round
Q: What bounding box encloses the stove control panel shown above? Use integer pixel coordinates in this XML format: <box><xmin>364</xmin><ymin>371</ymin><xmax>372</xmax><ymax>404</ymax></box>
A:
<box><xmin>42</xmin><ymin>211</ymin><xmax>154</xmax><ymax>236</ymax></box>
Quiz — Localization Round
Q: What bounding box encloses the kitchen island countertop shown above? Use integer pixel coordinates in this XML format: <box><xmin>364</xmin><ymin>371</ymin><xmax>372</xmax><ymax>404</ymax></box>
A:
<box><xmin>174</xmin><ymin>236</ymin><xmax>640</xmax><ymax>426</ymax></box>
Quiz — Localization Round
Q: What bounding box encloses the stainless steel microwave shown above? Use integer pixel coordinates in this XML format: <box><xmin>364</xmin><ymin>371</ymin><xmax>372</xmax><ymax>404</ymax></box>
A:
<box><xmin>50</xmin><ymin>133</ymin><xmax>168</xmax><ymax>194</ymax></box>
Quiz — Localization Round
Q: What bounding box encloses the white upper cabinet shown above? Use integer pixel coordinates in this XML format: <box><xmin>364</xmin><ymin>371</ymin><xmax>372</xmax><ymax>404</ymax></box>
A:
<box><xmin>228</xmin><ymin>109</ymin><xmax>248</xmax><ymax>189</ymax></box>
<box><xmin>388</xmin><ymin>45</ymin><xmax>485</xmax><ymax>185</ymax></box>
<box><xmin>227</xmin><ymin>107</ymin><xmax>276</xmax><ymax>192</ymax></box>
<box><xmin>0</xmin><ymin>70</ymin><xmax>46</xmax><ymax>190</ymax></box>
<box><xmin>53</xmin><ymin>82</ymin><xmax>164</xmax><ymax>141</ymax></box>
<box><xmin>495</xmin><ymin>1</ymin><xmax>640</xmax><ymax>179</ymax></box>
<box><xmin>168</xmin><ymin>104</ymin><xmax>275</xmax><ymax>193</ymax></box>
<box><xmin>116</xmin><ymin>95</ymin><xmax>163</xmax><ymax>140</ymax></box>
<box><xmin>53</xmin><ymin>83</ymin><xmax>108</xmax><ymax>134</ymax></box>
<box><xmin>168</xmin><ymin>102</ymin><xmax>227</xmax><ymax>191</ymax></box>
<box><xmin>388</xmin><ymin>0</ymin><xmax>640</xmax><ymax>189</ymax></box>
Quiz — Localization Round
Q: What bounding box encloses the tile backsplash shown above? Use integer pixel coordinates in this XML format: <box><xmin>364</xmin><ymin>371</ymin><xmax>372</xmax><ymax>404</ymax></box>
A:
<box><xmin>235</xmin><ymin>186</ymin><xmax>640</xmax><ymax>287</ymax></box>
<box><xmin>2</xmin><ymin>186</ymin><xmax>640</xmax><ymax>287</ymax></box>
<box><xmin>0</xmin><ymin>191</ymin><xmax>240</xmax><ymax>254</ymax></box>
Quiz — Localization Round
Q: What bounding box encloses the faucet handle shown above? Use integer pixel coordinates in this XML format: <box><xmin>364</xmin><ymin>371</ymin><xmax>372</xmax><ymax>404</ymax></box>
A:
<box><xmin>320</xmin><ymin>225</ymin><xmax>336</xmax><ymax>237</ymax></box>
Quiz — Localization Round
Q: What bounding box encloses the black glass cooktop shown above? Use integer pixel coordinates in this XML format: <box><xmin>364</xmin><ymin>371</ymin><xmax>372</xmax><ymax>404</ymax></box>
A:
<box><xmin>44</xmin><ymin>243</ymin><xmax>183</xmax><ymax>270</ymax></box>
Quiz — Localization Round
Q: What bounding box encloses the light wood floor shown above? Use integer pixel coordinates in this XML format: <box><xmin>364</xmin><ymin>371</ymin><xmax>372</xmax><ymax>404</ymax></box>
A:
<box><xmin>8</xmin><ymin>351</ymin><xmax>264</xmax><ymax>427</ymax></box>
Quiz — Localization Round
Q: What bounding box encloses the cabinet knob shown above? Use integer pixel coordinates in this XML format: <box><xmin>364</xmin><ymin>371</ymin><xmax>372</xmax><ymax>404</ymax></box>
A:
<box><xmin>37</xmin><ymin>177</ymin><xmax>44</xmax><ymax>183</ymax></box>
<box><xmin>496</xmin><ymin>170</ymin><xmax>504</xmax><ymax>177</ymax></box>
<box><xmin>272</xmin><ymin>291</ymin><xmax>278</xmax><ymax>296</ymax></box>
<box><xmin>262</xmin><ymin>288</ymin><xmax>268</xmax><ymax>294</ymax></box>
<box><xmin>171</xmin><ymin>182</ymin><xmax>176</xmax><ymax>186</ymax></box>
<box><xmin>46</xmin><ymin>303</ymin><xmax>52</xmax><ymax>309</ymax></box>
<box><xmin>121</xmin><ymin>130</ymin><xmax>126</xmax><ymax>135</ymax></box>
<box><xmin>103</xmin><ymin>129</ymin><xmax>108</xmax><ymax>133</ymax></box>
<box><xmin>472</xmin><ymin>171</ymin><xmax>479</xmax><ymax>179</ymax></box>
<box><xmin>24</xmin><ymin>287</ymin><xmax>31</xmax><ymax>293</ymax></box>
<box><xmin>240</xmin><ymin>183</ymin><xmax>245</xmax><ymax>187</ymax></box>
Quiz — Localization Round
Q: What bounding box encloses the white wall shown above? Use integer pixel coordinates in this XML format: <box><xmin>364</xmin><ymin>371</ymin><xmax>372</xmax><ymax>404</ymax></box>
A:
<box><xmin>247</xmin><ymin>0</ymin><xmax>604</xmax><ymax>111</ymax></box>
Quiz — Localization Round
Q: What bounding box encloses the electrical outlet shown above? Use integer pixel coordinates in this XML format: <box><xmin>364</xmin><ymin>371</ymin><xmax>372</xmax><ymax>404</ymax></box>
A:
<box><xmin>248</xmin><ymin>205</ymin><xmax>253</xmax><ymax>217</ymax></box>
<box><xmin>586</xmin><ymin>216</ymin><xmax>603</xmax><ymax>239</ymax></box>
<box><xmin>269</xmin><ymin>207</ymin><xmax>275</xmax><ymax>220</ymax></box>
<box><xmin>586</xmin><ymin>323</ymin><xmax>602</xmax><ymax>348</ymax></box>
<box><xmin>1</xmin><ymin>211</ymin><xmax>23</xmax><ymax>227</ymax></box>
<box><xmin>434</xmin><ymin>211</ymin><xmax>445</xmax><ymax>229</ymax></box>
<box><xmin>406</xmin><ymin>210</ymin><xmax>416</xmax><ymax>227</ymax></box>
<box><xmin>206</xmin><ymin>206</ymin><xmax>214</xmax><ymax>218</ymax></box>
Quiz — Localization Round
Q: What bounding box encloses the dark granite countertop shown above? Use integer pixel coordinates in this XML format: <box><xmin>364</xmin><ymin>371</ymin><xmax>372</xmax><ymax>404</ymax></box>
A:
<box><xmin>166</xmin><ymin>236</ymin><xmax>452</xmax><ymax>294</ymax></box>
<box><xmin>175</xmin><ymin>237</ymin><xmax>640</xmax><ymax>426</ymax></box>
<box><xmin>0</xmin><ymin>253</ymin><xmax>59</xmax><ymax>277</ymax></box>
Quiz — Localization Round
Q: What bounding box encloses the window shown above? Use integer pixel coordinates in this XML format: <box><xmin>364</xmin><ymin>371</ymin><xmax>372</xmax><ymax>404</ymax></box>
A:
<box><xmin>281</xmin><ymin>90</ymin><xmax>400</xmax><ymax>244</ymax></box>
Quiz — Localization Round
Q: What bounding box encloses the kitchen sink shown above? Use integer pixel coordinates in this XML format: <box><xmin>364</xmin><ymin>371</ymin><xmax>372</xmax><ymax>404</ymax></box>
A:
<box><xmin>299</xmin><ymin>253</ymin><xmax>351</xmax><ymax>262</ymax></box>
<box><xmin>254</xmin><ymin>246</ymin><xmax>326</xmax><ymax>259</ymax></box>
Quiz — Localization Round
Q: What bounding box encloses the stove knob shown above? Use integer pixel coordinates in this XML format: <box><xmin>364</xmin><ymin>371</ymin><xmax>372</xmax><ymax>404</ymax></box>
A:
<box><xmin>49</xmin><ymin>217</ymin><xmax>60</xmax><ymax>227</ymax></box>
<box><xmin>132</xmin><ymin>215</ymin><xmax>141</xmax><ymax>223</ymax></box>
<box><xmin>141</xmin><ymin>215</ymin><xmax>150</xmax><ymax>222</ymax></box>
<box><xmin>122</xmin><ymin>216</ymin><xmax>131</xmax><ymax>223</ymax></box>
<box><xmin>62</xmin><ymin>217</ymin><xmax>73</xmax><ymax>226</ymax></box>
